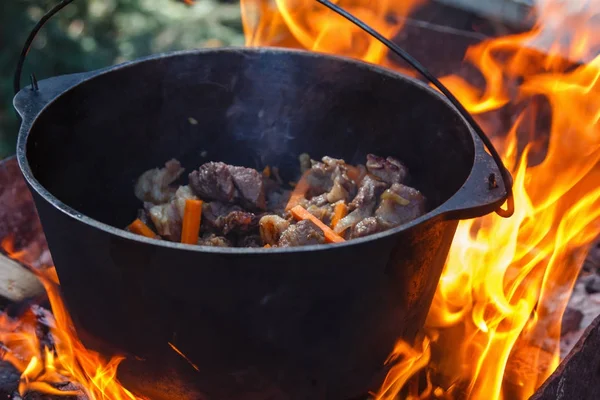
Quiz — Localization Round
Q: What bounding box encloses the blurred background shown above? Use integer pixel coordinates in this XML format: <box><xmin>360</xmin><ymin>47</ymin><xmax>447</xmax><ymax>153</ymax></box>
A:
<box><xmin>0</xmin><ymin>0</ymin><xmax>245</xmax><ymax>158</ymax></box>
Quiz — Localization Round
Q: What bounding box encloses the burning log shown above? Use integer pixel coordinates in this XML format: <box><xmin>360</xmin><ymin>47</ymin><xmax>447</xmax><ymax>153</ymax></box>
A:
<box><xmin>0</xmin><ymin>254</ymin><xmax>44</xmax><ymax>302</ymax></box>
<box><xmin>0</xmin><ymin>361</ymin><xmax>85</xmax><ymax>400</ymax></box>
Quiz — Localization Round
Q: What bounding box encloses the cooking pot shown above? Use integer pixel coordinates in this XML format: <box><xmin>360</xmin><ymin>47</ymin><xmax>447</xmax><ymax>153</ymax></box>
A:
<box><xmin>14</xmin><ymin>47</ymin><xmax>509</xmax><ymax>399</ymax></box>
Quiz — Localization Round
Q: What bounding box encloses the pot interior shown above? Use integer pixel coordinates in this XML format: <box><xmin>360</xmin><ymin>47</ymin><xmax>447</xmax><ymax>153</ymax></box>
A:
<box><xmin>24</xmin><ymin>48</ymin><xmax>475</xmax><ymax>230</ymax></box>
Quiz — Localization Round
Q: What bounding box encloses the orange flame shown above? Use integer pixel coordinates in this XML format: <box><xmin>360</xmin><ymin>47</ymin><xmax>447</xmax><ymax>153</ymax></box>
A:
<box><xmin>242</xmin><ymin>0</ymin><xmax>424</xmax><ymax>69</ymax></box>
<box><xmin>1</xmin><ymin>242</ymin><xmax>142</xmax><ymax>399</ymax></box>
<box><xmin>242</xmin><ymin>0</ymin><xmax>600</xmax><ymax>399</ymax></box>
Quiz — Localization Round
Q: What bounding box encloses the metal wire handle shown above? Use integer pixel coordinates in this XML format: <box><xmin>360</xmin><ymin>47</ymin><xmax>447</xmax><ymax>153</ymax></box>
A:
<box><xmin>14</xmin><ymin>0</ymin><xmax>514</xmax><ymax>218</ymax></box>
<box><xmin>13</xmin><ymin>0</ymin><xmax>75</xmax><ymax>95</ymax></box>
<box><xmin>315</xmin><ymin>0</ymin><xmax>514</xmax><ymax>218</ymax></box>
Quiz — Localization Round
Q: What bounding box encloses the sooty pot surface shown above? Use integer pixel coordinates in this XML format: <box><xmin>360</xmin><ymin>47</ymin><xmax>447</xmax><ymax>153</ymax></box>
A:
<box><xmin>15</xmin><ymin>48</ymin><xmax>505</xmax><ymax>399</ymax></box>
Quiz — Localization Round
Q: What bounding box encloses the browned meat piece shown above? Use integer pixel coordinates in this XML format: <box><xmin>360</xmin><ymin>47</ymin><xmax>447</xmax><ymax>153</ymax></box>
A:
<box><xmin>222</xmin><ymin>211</ymin><xmax>259</xmax><ymax>235</ymax></box>
<box><xmin>375</xmin><ymin>183</ymin><xmax>426</xmax><ymax>227</ymax></box>
<box><xmin>350</xmin><ymin>174</ymin><xmax>388</xmax><ymax>210</ymax></box>
<box><xmin>148</xmin><ymin>202</ymin><xmax>181</xmax><ymax>241</ymax></box>
<box><xmin>202</xmin><ymin>202</ymin><xmax>259</xmax><ymax>235</ymax></box>
<box><xmin>189</xmin><ymin>162</ymin><xmax>266</xmax><ymax>210</ymax></box>
<box><xmin>135</xmin><ymin>159</ymin><xmax>184</xmax><ymax>204</ymax></box>
<box><xmin>366</xmin><ymin>154</ymin><xmax>408</xmax><ymax>185</ymax></box>
<box><xmin>259</xmin><ymin>215</ymin><xmax>290</xmax><ymax>245</ymax></box>
<box><xmin>238</xmin><ymin>235</ymin><xmax>263</xmax><ymax>248</ymax></box>
<box><xmin>306</xmin><ymin>193</ymin><xmax>329</xmax><ymax>207</ymax></box>
<box><xmin>189</xmin><ymin>162</ymin><xmax>236</xmax><ymax>203</ymax></box>
<box><xmin>278</xmin><ymin>220</ymin><xmax>326</xmax><ymax>247</ymax></box>
<box><xmin>304</xmin><ymin>156</ymin><xmax>356</xmax><ymax>204</ymax></box>
<box><xmin>202</xmin><ymin>201</ymin><xmax>235</xmax><ymax>228</ymax></box>
<box><xmin>228</xmin><ymin>165</ymin><xmax>267</xmax><ymax>210</ymax></box>
<box><xmin>198</xmin><ymin>233</ymin><xmax>231</xmax><ymax>247</ymax></box>
<box><xmin>334</xmin><ymin>175</ymin><xmax>387</xmax><ymax>234</ymax></box>
<box><xmin>350</xmin><ymin>217</ymin><xmax>382</xmax><ymax>239</ymax></box>
<box><xmin>305</xmin><ymin>162</ymin><xmax>333</xmax><ymax>198</ymax></box>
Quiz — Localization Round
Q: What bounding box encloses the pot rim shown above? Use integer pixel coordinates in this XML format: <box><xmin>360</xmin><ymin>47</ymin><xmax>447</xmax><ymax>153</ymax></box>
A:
<box><xmin>16</xmin><ymin>46</ymin><xmax>494</xmax><ymax>255</ymax></box>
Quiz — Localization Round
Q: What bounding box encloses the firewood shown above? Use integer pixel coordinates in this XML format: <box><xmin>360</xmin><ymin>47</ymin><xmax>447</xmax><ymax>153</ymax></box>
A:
<box><xmin>0</xmin><ymin>253</ymin><xmax>44</xmax><ymax>302</ymax></box>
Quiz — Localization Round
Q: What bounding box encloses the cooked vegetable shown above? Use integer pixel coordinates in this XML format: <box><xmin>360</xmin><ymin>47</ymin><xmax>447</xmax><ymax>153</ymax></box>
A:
<box><xmin>181</xmin><ymin>199</ymin><xmax>203</xmax><ymax>244</ymax></box>
<box><xmin>290</xmin><ymin>205</ymin><xmax>345</xmax><ymax>244</ymax></box>
<box><xmin>128</xmin><ymin>218</ymin><xmax>158</xmax><ymax>238</ymax></box>
<box><xmin>331</xmin><ymin>202</ymin><xmax>348</xmax><ymax>229</ymax></box>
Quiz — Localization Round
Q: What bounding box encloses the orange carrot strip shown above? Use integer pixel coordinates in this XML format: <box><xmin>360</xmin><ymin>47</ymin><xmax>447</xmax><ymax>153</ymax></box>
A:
<box><xmin>264</xmin><ymin>244</ymin><xmax>272</xmax><ymax>248</ymax></box>
<box><xmin>290</xmin><ymin>205</ymin><xmax>345</xmax><ymax>244</ymax></box>
<box><xmin>285</xmin><ymin>171</ymin><xmax>311</xmax><ymax>211</ymax></box>
<box><xmin>330</xmin><ymin>202</ymin><xmax>348</xmax><ymax>229</ymax></box>
<box><xmin>181</xmin><ymin>199</ymin><xmax>203</xmax><ymax>244</ymax></box>
<box><xmin>128</xmin><ymin>219</ymin><xmax>158</xmax><ymax>239</ymax></box>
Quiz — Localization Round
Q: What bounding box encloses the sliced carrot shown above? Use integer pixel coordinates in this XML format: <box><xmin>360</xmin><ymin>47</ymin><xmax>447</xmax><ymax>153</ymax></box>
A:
<box><xmin>330</xmin><ymin>202</ymin><xmax>348</xmax><ymax>229</ymax></box>
<box><xmin>264</xmin><ymin>244</ymin><xmax>272</xmax><ymax>248</ymax></box>
<box><xmin>128</xmin><ymin>218</ymin><xmax>158</xmax><ymax>239</ymax></box>
<box><xmin>285</xmin><ymin>170</ymin><xmax>311</xmax><ymax>211</ymax></box>
<box><xmin>181</xmin><ymin>199</ymin><xmax>203</xmax><ymax>244</ymax></box>
<box><xmin>290</xmin><ymin>205</ymin><xmax>345</xmax><ymax>244</ymax></box>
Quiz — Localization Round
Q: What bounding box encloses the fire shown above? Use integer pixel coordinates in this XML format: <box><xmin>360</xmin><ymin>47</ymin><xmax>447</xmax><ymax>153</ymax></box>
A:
<box><xmin>242</xmin><ymin>0</ymin><xmax>600</xmax><ymax>399</ymax></box>
<box><xmin>0</xmin><ymin>242</ymin><xmax>142</xmax><ymax>399</ymax></box>
<box><xmin>241</xmin><ymin>0</ymin><xmax>424</xmax><ymax>68</ymax></box>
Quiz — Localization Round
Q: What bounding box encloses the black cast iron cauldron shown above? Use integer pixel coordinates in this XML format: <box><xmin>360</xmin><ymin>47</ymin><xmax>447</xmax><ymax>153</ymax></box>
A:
<box><xmin>14</xmin><ymin>48</ymin><xmax>509</xmax><ymax>399</ymax></box>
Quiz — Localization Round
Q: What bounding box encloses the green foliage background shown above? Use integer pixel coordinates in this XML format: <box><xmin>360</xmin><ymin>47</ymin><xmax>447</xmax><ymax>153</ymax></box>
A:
<box><xmin>0</xmin><ymin>0</ymin><xmax>244</xmax><ymax>158</ymax></box>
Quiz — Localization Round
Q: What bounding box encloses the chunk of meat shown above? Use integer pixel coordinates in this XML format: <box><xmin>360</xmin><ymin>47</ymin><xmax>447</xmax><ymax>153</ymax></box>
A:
<box><xmin>334</xmin><ymin>175</ymin><xmax>387</xmax><ymax>234</ymax></box>
<box><xmin>148</xmin><ymin>202</ymin><xmax>181</xmax><ymax>241</ymax></box>
<box><xmin>189</xmin><ymin>162</ymin><xmax>236</xmax><ymax>203</ymax></box>
<box><xmin>198</xmin><ymin>233</ymin><xmax>232</xmax><ymax>247</ymax></box>
<box><xmin>228</xmin><ymin>165</ymin><xmax>267</xmax><ymax>210</ymax></box>
<box><xmin>375</xmin><ymin>183</ymin><xmax>426</xmax><ymax>227</ymax></box>
<box><xmin>202</xmin><ymin>202</ymin><xmax>259</xmax><ymax>235</ymax></box>
<box><xmin>305</xmin><ymin>161</ymin><xmax>333</xmax><ymax>198</ymax></box>
<box><xmin>189</xmin><ymin>162</ymin><xmax>266</xmax><ymax>210</ymax></box>
<box><xmin>135</xmin><ymin>159</ymin><xmax>184</xmax><ymax>204</ymax></box>
<box><xmin>259</xmin><ymin>215</ymin><xmax>290</xmax><ymax>245</ymax></box>
<box><xmin>222</xmin><ymin>210</ymin><xmax>259</xmax><ymax>235</ymax></box>
<box><xmin>366</xmin><ymin>154</ymin><xmax>409</xmax><ymax>185</ymax></box>
<box><xmin>350</xmin><ymin>217</ymin><xmax>382</xmax><ymax>239</ymax></box>
<box><xmin>278</xmin><ymin>220</ymin><xmax>326</xmax><ymax>247</ymax></box>
<box><xmin>303</xmin><ymin>156</ymin><xmax>356</xmax><ymax>204</ymax></box>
